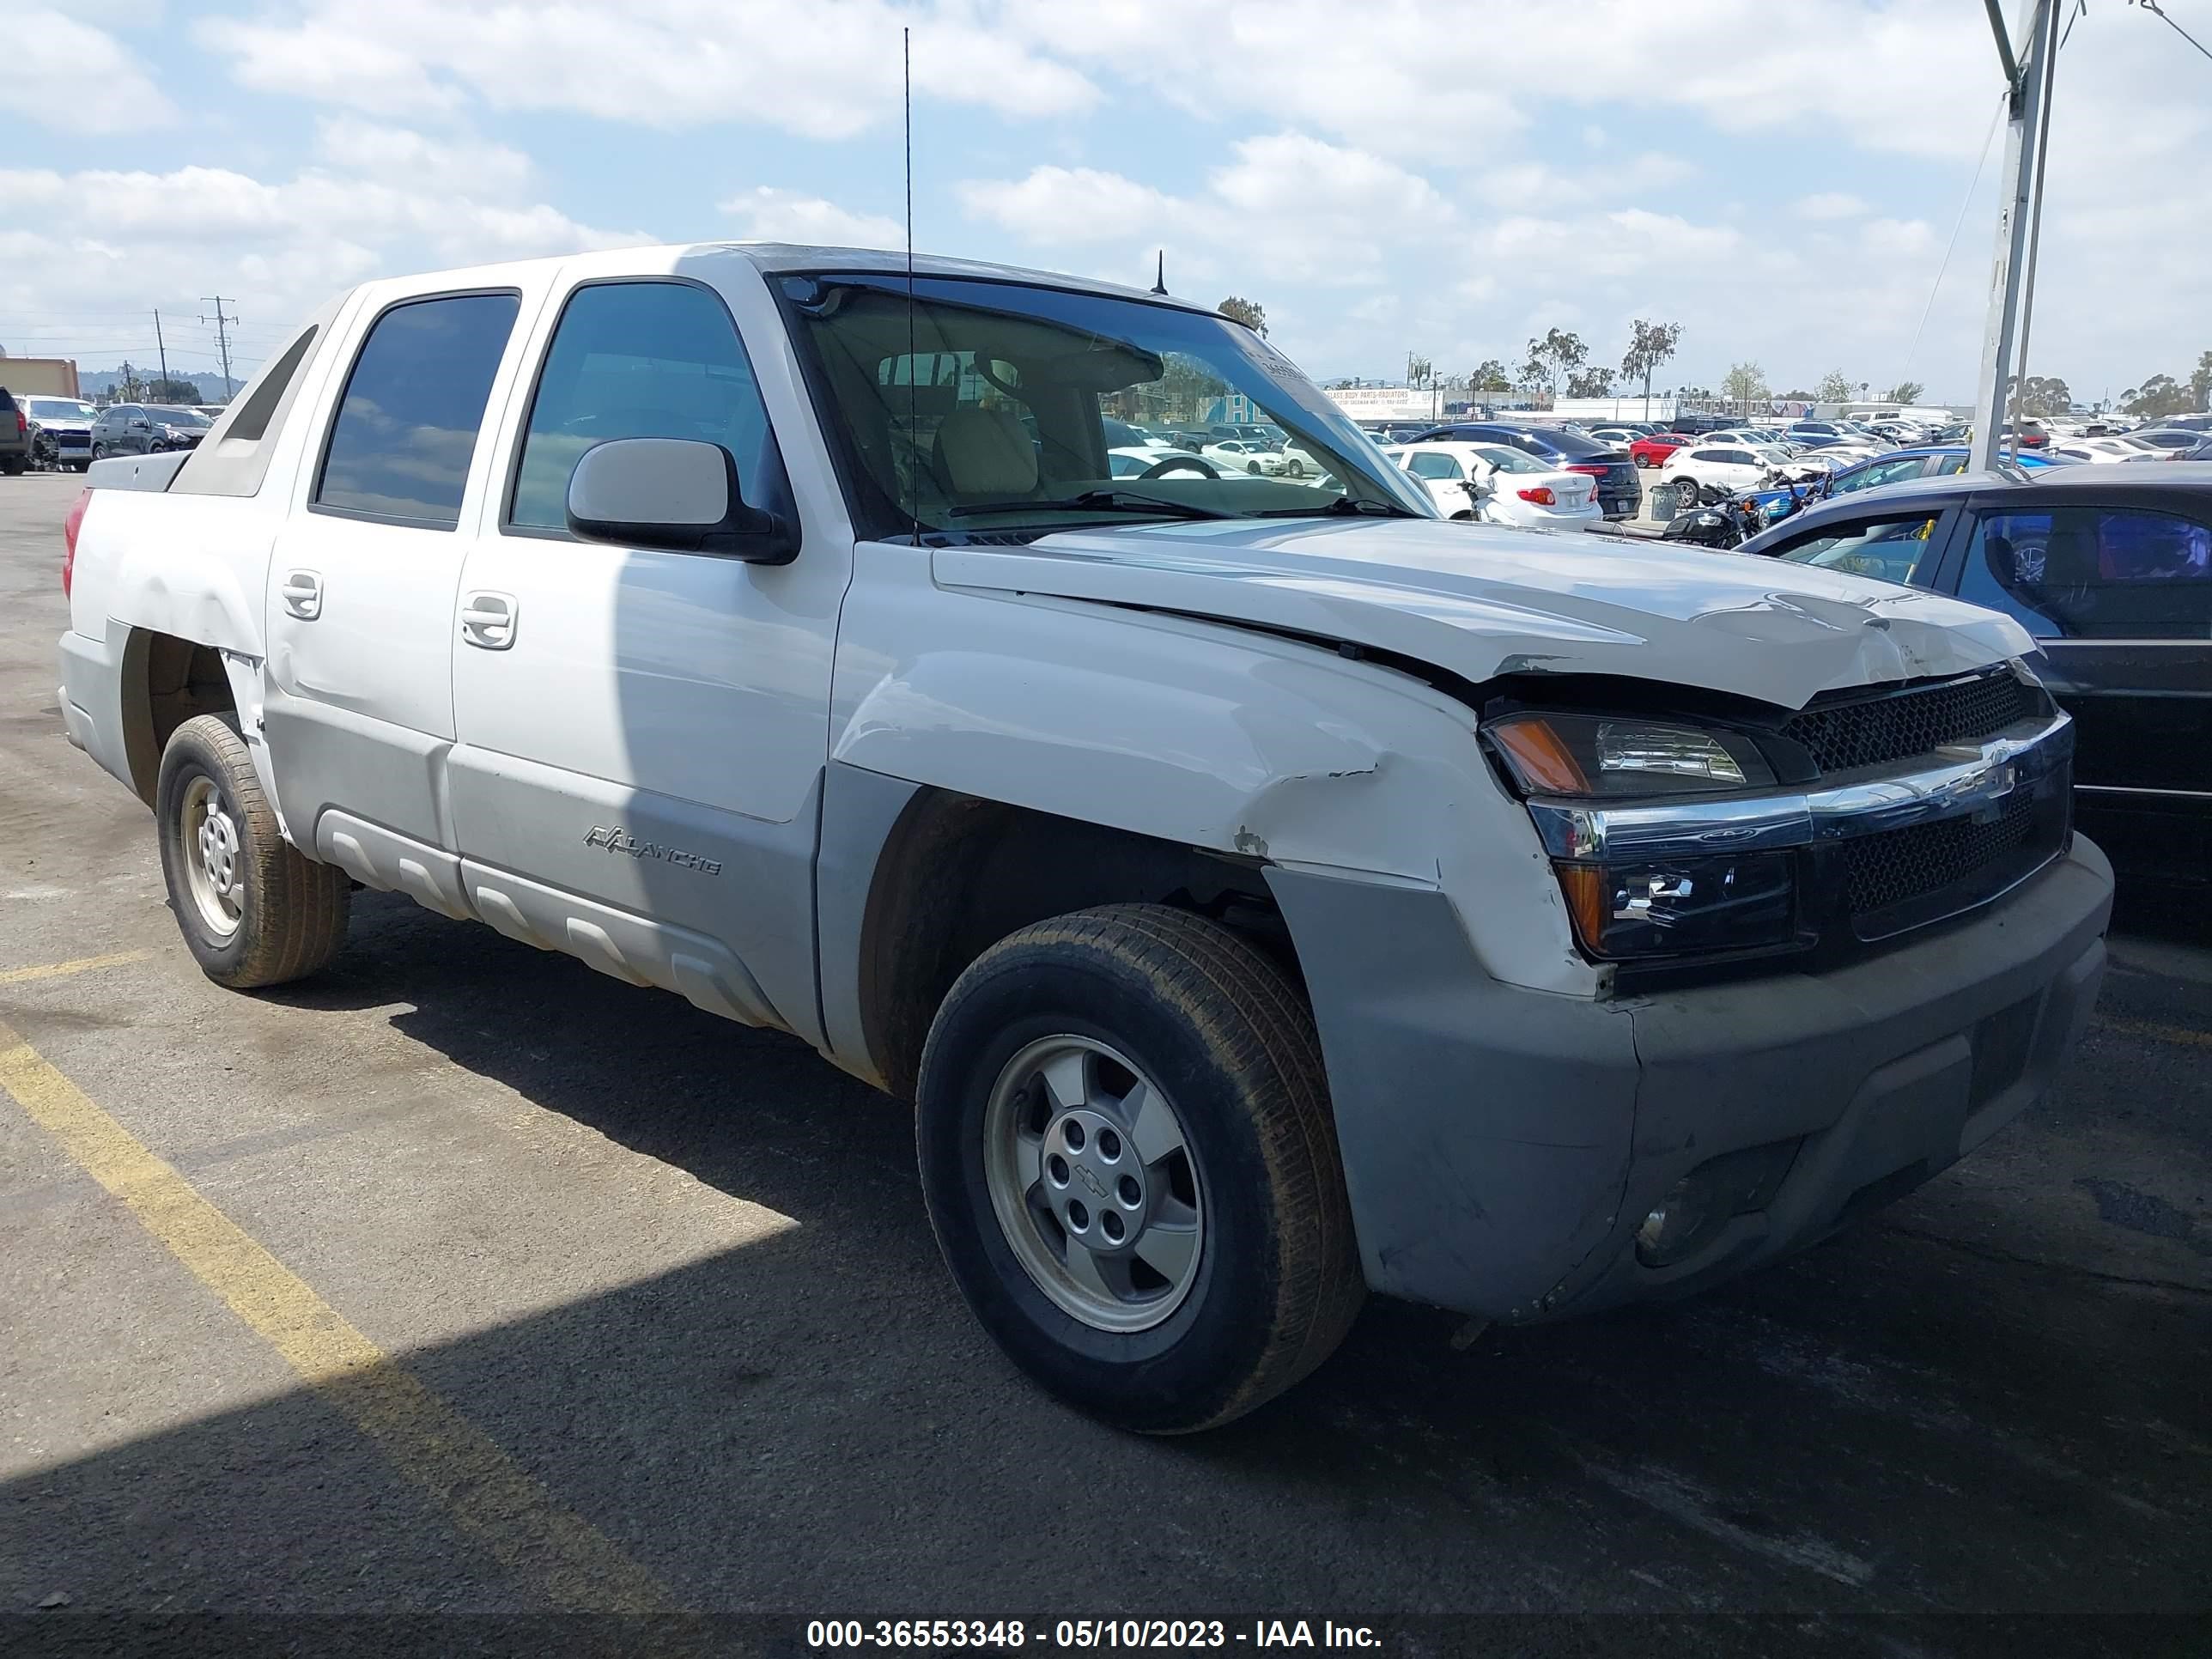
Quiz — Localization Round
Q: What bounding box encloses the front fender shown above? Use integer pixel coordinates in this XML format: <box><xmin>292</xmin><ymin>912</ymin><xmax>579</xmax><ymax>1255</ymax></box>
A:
<box><xmin>829</xmin><ymin>547</ymin><xmax>1600</xmax><ymax>996</ymax></box>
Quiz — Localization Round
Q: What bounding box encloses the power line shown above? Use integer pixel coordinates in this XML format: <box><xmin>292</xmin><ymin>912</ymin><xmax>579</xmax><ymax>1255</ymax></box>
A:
<box><xmin>199</xmin><ymin>296</ymin><xmax>240</xmax><ymax>398</ymax></box>
<box><xmin>1896</xmin><ymin>88</ymin><xmax>2008</xmax><ymax>392</ymax></box>
<box><xmin>2133</xmin><ymin>0</ymin><xmax>2212</xmax><ymax>63</ymax></box>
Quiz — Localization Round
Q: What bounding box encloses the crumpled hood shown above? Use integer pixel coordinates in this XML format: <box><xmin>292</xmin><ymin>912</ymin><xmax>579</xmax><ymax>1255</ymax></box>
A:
<box><xmin>931</xmin><ymin>516</ymin><xmax>2033</xmax><ymax>711</ymax></box>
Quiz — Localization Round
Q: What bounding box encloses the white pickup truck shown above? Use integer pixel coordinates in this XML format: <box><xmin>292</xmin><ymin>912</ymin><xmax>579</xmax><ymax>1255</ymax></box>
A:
<box><xmin>57</xmin><ymin>242</ymin><xmax>2113</xmax><ymax>1431</ymax></box>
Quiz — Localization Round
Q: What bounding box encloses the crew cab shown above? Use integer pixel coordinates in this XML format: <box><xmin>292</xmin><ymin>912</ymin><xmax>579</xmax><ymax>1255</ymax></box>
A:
<box><xmin>57</xmin><ymin>243</ymin><xmax>2114</xmax><ymax>1432</ymax></box>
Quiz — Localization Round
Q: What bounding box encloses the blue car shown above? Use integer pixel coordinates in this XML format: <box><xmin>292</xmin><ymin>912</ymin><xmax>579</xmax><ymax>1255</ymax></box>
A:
<box><xmin>1752</xmin><ymin>446</ymin><xmax>2061</xmax><ymax>527</ymax></box>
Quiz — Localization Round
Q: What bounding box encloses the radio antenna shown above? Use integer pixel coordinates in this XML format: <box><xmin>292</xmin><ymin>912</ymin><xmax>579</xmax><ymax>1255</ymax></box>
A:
<box><xmin>903</xmin><ymin>27</ymin><xmax>921</xmax><ymax>546</ymax></box>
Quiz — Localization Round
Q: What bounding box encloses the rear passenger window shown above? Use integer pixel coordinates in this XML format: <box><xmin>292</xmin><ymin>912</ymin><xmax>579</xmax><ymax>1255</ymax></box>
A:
<box><xmin>1959</xmin><ymin>507</ymin><xmax>2212</xmax><ymax>639</ymax></box>
<box><xmin>314</xmin><ymin>291</ymin><xmax>520</xmax><ymax>529</ymax></box>
<box><xmin>508</xmin><ymin>280</ymin><xmax>774</xmax><ymax>533</ymax></box>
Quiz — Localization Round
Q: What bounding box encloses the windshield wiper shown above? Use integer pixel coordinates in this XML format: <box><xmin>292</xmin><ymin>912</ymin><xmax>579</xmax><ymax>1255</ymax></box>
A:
<box><xmin>945</xmin><ymin>489</ymin><xmax>1234</xmax><ymax>522</ymax></box>
<box><xmin>1254</xmin><ymin>495</ymin><xmax>1423</xmax><ymax>519</ymax></box>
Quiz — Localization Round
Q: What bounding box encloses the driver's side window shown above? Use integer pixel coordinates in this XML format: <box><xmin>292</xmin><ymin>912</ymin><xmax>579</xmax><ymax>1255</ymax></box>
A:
<box><xmin>508</xmin><ymin>279</ymin><xmax>774</xmax><ymax>533</ymax></box>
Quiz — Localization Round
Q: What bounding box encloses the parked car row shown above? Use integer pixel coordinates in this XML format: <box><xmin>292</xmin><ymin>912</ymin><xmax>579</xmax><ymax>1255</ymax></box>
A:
<box><xmin>0</xmin><ymin>395</ymin><xmax>219</xmax><ymax>474</ymax></box>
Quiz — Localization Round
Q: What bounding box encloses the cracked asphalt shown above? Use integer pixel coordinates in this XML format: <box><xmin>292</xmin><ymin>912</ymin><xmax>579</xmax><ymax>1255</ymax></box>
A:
<box><xmin>1</xmin><ymin>471</ymin><xmax>2206</xmax><ymax>1648</ymax></box>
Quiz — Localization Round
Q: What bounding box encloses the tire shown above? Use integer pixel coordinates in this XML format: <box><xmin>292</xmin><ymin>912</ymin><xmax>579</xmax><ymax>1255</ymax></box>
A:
<box><xmin>0</xmin><ymin>457</ymin><xmax>22</xmax><ymax>477</ymax></box>
<box><xmin>917</xmin><ymin>904</ymin><xmax>1363</xmax><ymax>1433</ymax></box>
<box><xmin>155</xmin><ymin>714</ymin><xmax>350</xmax><ymax>988</ymax></box>
<box><xmin>1245</xmin><ymin>461</ymin><xmax>1263</xmax><ymax>476</ymax></box>
<box><xmin>91</xmin><ymin>442</ymin><xmax>108</xmax><ymax>461</ymax></box>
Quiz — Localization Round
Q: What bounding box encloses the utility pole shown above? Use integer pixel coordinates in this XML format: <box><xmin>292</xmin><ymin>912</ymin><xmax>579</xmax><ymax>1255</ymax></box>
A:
<box><xmin>154</xmin><ymin>309</ymin><xmax>170</xmax><ymax>393</ymax></box>
<box><xmin>1969</xmin><ymin>0</ymin><xmax>2058</xmax><ymax>473</ymax></box>
<box><xmin>200</xmin><ymin>296</ymin><xmax>239</xmax><ymax>398</ymax></box>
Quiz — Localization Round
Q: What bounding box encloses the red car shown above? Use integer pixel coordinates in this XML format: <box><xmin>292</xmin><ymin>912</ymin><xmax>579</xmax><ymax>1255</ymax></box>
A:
<box><xmin>1629</xmin><ymin>432</ymin><xmax>1692</xmax><ymax>468</ymax></box>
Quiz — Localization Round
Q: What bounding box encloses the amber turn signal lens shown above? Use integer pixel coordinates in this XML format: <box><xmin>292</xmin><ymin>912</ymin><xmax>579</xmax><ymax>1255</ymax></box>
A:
<box><xmin>1488</xmin><ymin>716</ymin><xmax>1589</xmax><ymax>794</ymax></box>
<box><xmin>1555</xmin><ymin>864</ymin><xmax>1607</xmax><ymax>951</ymax></box>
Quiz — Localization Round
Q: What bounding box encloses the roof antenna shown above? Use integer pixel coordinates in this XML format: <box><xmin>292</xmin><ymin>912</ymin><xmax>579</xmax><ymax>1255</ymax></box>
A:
<box><xmin>903</xmin><ymin>27</ymin><xmax>922</xmax><ymax>547</ymax></box>
<box><xmin>1151</xmin><ymin>250</ymin><xmax>1167</xmax><ymax>295</ymax></box>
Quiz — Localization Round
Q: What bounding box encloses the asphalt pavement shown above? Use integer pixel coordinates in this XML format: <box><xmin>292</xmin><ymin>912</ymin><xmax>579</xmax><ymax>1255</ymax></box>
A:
<box><xmin>0</xmin><ymin>471</ymin><xmax>2205</xmax><ymax>1650</ymax></box>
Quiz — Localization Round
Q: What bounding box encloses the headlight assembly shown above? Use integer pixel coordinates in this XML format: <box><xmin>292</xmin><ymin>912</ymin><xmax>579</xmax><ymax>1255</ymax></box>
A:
<box><xmin>1486</xmin><ymin>711</ymin><xmax>1775</xmax><ymax>799</ymax></box>
<box><xmin>1486</xmin><ymin>711</ymin><xmax>1797</xmax><ymax>963</ymax></box>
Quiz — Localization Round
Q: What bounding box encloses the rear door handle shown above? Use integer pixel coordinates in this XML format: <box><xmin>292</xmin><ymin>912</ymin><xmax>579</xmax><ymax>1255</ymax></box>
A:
<box><xmin>280</xmin><ymin>569</ymin><xmax>323</xmax><ymax>620</ymax></box>
<box><xmin>459</xmin><ymin>591</ymin><xmax>518</xmax><ymax>650</ymax></box>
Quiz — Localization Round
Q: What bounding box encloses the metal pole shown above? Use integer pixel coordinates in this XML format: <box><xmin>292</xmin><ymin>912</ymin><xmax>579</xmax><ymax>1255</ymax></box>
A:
<box><xmin>1969</xmin><ymin>0</ymin><xmax>2055</xmax><ymax>473</ymax></box>
<box><xmin>2005</xmin><ymin>11</ymin><xmax>2060</xmax><ymax>463</ymax></box>
<box><xmin>154</xmin><ymin>310</ymin><xmax>170</xmax><ymax>392</ymax></box>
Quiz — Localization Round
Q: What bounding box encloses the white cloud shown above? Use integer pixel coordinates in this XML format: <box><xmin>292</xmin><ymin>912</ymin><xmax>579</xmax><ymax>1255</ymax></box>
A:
<box><xmin>0</xmin><ymin>144</ymin><xmax>650</xmax><ymax>377</ymax></box>
<box><xmin>960</xmin><ymin>133</ymin><xmax>1453</xmax><ymax>289</ymax></box>
<box><xmin>1795</xmin><ymin>192</ymin><xmax>1869</xmax><ymax>221</ymax></box>
<box><xmin>720</xmin><ymin>187</ymin><xmax>905</xmax><ymax>248</ymax></box>
<box><xmin>198</xmin><ymin>1</ymin><xmax>1097</xmax><ymax>137</ymax></box>
<box><xmin>2</xmin><ymin>15</ymin><xmax>174</xmax><ymax>131</ymax></box>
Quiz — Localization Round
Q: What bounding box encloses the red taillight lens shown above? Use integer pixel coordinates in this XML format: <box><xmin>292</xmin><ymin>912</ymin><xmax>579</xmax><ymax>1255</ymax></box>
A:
<box><xmin>1518</xmin><ymin>486</ymin><xmax>1557</xmax><ymax>505</ymax></box>
<box><xmin>1565</xmin><ymin>463</ymin><xmax>1607</xmax><ymax>477</ymax></box>
<box><xmin>14</xmin><ymin>410</ymin><xmax>24</xmax><ymax>436</ymax></box>
<box><xmin>63</xmin><ymin>489</ymin><xmax>89</xmax><ymax>598</ymax></box>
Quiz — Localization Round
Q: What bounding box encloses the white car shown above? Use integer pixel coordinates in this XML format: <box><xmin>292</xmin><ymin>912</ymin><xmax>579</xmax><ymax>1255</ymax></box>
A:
<box><xmin>1108</xmin><ymin>446</ymin><xmax>1218</xmax><ymax>479</ymax></box>
<box><xmin>57</xmin><ymin>237</ymin><xmax>2112</xmax><ymax>1437</ymax></box>
<box><xmin>1662</xmin><ymin>442</ymin><xmax>1781</xmax><ymax>497</ymax></box>
<box><xmin>1395</xmin><ymin>441</ymin><xmax>1601</xmax><ymax>528</ymax></box>
<box><xmin>2046</xmin><ymin>437</ymin><xmax>2144</xmax><ymax>465</ymax></box>
<box><xmin>1200</xmin><ymin>439</ymin><xmax>1290</xmax><ymax>477</ymax></box>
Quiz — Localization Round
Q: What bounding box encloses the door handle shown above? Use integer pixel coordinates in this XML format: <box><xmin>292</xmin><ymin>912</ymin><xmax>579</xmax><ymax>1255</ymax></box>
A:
<box><xmin>280</xmin><ymin>569</ymin><xmax>323</xmax><ymax>621</ymax></box>
<box><xmin>459</xmin><ymin>591</ymin><xmax>518</xmax><ymax>650</ymax></box>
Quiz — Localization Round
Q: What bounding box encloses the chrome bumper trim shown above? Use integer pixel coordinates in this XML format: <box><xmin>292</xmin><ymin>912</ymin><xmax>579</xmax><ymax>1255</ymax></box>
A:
<box><xmin>1527</xmin><ymin>712</ymin><xmax>2074</xmax><ymax>862</ymax></box>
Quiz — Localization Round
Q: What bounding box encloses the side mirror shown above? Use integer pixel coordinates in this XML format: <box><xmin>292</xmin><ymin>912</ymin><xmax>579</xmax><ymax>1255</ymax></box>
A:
<box><xmin>565</xmin><ymin>437</ymin><xmax>797</xmax><ymax>563</ymax></box>
<box><xmin>131</xmin><ymin>419</ymin><xmax>151</xmax><ymax>431</ymax></box>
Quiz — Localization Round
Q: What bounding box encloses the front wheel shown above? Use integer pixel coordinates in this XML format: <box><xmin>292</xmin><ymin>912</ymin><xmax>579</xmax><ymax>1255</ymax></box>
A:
<box><xmin>917</xmin><ymin>905</ymin><xmax>1363</xmax><ymax>1433</ymax></box>
<box><xmin>156</xmin><ymin>714</ymin><xmax>351</xmax><ymax>988</ymax></box>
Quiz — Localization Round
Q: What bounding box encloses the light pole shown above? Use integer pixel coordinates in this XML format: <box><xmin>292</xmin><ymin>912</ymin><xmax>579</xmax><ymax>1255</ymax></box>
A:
<box><xmin>1969</xmin><ymin>0</ymin><xmax>2058</xmax><ymax>472</ymax></box>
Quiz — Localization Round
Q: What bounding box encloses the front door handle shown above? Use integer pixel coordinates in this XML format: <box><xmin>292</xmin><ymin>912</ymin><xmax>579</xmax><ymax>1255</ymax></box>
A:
<box><xmin>459</xmin><ymin>591</ymin><xmax>518</xmax><ymax>650</ymax></box>
<box><xmin>280</xmin><ymin>569</ymin><xmax>323</xmax><ymax>620</ymax></box>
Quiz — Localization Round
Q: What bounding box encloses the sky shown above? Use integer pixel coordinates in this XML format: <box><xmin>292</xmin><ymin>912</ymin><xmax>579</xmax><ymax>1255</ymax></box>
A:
<box><xmin>2</xmin><ymin>1</ymin><xmax>2208</xmax><ymax>405</ymax></box>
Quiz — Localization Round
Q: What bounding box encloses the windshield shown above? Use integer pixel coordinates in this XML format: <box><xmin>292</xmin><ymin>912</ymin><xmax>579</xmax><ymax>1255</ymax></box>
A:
<box><xmin>1527</xmin><ymin>427</ymin><xmax>1615</xmax><ymax>458</ymax></box>
<box><xmin>149</xmin><ymin>407</ymin><xmax>210</xmax><ymax>428</ymax></box>
<box><xmin>1470</xmin><ymin>445</ymin><xmax>1546</xmax><ymax>474</ymax></box>
<box><xmin>28</xmin><ymin>398</ymin><xmax>97</xmax><ymax>422</ymax></box>
<box><xmin>777</xmin><ymin>272</ymin><xmax>1434</xmax><ymax>538</ymax></box>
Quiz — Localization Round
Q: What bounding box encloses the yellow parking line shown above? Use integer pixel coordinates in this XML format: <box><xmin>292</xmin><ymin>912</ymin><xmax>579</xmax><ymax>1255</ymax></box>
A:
<box><xmin>0</xmin><ymin>949</ymin><xmax>152</xmax><ymax>986</ymax></box>
<box><xmin>2095</xmin><ymin>1015</ymin><xmax>2212</xmax><ymax>1050</ymax></box>
<box><xmin>0</xmin><ymin>1018</ymin><xmax>678</xmax><ymax>1614</ymax></box>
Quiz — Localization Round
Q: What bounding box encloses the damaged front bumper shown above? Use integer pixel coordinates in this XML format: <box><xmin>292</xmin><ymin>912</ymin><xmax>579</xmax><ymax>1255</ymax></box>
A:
<box><xmin>1267</xmin><ymin>836</ymin><xmax>2113</xmax><ymax>1322</ymax></box>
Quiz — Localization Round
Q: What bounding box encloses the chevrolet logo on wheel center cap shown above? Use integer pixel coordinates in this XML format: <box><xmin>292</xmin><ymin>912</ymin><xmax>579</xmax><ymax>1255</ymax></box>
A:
<box><xmin>1075</xmin><ymin>1165</ymin><xmax>1108</xmax><ymax>1200</ymax></box>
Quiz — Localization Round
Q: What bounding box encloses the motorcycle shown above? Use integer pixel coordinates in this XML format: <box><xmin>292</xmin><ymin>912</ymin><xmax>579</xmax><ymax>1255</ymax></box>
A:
<box><xmin>1659</xmin><ymin>491</ymin><xmax>1766</xmax><ymax>550</ymax></box>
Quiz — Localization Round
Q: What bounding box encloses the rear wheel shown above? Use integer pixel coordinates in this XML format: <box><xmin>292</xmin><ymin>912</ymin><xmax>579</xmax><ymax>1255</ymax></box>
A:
<box><xmin>156</xmin><ymin>714</ymin><xmax>350</xmax><ymax>988</ymax></box>
<box><xmin>917</xmin><ymin>904</ymin><xmax>1363</xmax><ymax>1433</ymax></box>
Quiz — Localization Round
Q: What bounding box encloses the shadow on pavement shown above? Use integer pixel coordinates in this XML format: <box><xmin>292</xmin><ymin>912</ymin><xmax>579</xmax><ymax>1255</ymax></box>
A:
<box><xmin>6</xmin><ymin>891</ymin><xmax>2206</xmax><ymax>1623</ymax></box>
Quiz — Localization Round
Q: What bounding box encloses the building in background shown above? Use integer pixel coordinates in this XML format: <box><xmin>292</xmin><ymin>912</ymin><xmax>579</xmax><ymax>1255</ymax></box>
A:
<box><xmin>0</xmin><ymin>356</ymin><xmax>82</xmax><ymax>397</ymax></box>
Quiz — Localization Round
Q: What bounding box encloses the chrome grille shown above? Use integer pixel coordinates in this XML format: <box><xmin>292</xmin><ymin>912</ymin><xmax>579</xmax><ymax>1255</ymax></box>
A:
<box><xmin>1784</xmin><ymin>672</ymin><xmax>2034</xmax><ymax>775</ymax></box>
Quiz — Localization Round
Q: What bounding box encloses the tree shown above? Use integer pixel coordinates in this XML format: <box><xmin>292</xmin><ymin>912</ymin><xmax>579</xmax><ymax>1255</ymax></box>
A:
<box><xmin>1722</xmin><ymin>361</ymin><xmax>1769</xmax><ymax>419</ymax></box>
<box><xmin>1814</xmin><ymin>370</ymin><xmax>1856</xmax><ymax>404</ymax></box>
<box><xmin>1217</xmin><ymin>296</ymin><xmax>1267</xmax><ymax>337</ymax></box>
<box><xmin>2122</xmin><ymin>374</ymin><xmax>2190</xmax><ymax>419</ymax></box>
<box><xmin>148</xmin><ymin>376</ymin><xmax>200</xmax><ymax>404</ymax></box>
<box><xmin>2012</xmin><ymin>374</ymin><xmax>2071</xmax><ymax>418</ymax></box>
<box><xmin>1565</xmin><ymin>367</ymin><xmax>1615</xmax><ymax>398</ymax></box>
<box><xmin>1618</xmin><ymin>319</ymin><xmax>1681</xmax><ymax>420</ymax></box>
<box><xmin>2190</xmin><ymin>350</ymin><xmax>2212</xmax><ymax>411</ymax></box>
<box><xmin>1468</xmin><ymin>359</ymin><xmax>1514</xmax><ymax>394</ymax></box>
<box><xmin>1520</xmin><ymin>328</ymin><xmax>1588</xmax><ymax>404</ymax></box>
<box><xmin>1882</xmin><ymin>381</ymin><xmax>1925</xmax><ymax>404</ymax></box>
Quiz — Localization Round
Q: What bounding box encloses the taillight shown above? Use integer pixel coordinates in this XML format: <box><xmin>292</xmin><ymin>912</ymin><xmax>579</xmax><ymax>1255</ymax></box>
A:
<box><xmin>1518</xmin><ymin>486</ymin><xmax>1557</xmax><ymax>505</ymax></box>
<box><xmin>1565</xmin><ymin>463</ymin><xmax>1607</xmax><ymax>476</ymax></box>
<box><xmin>13</xmin><ymin>410</ymin><xmax>24</xmax><ymax>436</ymax></box>
<box><xmin>63</xmin><ymin>489</ymin><xmax>88</xmax><ymax>599</ymax></box>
